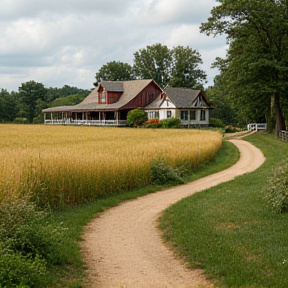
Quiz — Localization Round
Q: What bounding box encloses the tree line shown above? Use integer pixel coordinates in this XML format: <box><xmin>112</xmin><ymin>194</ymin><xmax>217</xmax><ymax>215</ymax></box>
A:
<box><xmin>0</xmin><ymin>83</ymin><xmax>90</xmax><ymax>124</ymax></box>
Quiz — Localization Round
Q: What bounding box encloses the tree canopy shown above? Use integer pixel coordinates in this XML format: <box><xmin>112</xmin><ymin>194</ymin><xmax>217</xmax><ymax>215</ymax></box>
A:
<box><xmin>18</xmin><ymin>81</ymin><xmax>47</xmax><ymax>124</ymax></box>
<box><xmin>95</xmin><ymin>61</ymin><xmax>135</xmax><ymax>82</ymax></box>
<box><xmin>95</xmin><ymin>44</ymin><xmax>206</xmax><ymax>89</ymax></box>
<box><xmin>200</xmin><ymin>0</ymin><xmax>288</xmax><ymax>134</ymax></box>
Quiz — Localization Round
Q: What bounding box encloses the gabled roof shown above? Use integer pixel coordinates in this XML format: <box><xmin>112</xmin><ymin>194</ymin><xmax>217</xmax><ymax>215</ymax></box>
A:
<box><xmin>146</xmin><ymin>87</ymin><xmax>212</xmax><ymax>110</ymax></box>
<box><xmin>43</xmin><ymin>79</ymin><xmax>157</xmax><ymax>113</ymax></box>
<box><xmin>165</xmin><ymin>87</ymin><xmax>201</xmax><ymax>108</ymax></box>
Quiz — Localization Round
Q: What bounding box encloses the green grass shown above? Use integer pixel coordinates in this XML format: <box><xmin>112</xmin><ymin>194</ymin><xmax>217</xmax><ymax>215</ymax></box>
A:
<box><xmin>43</xmin><ymin>139</ymin><xmax>239</xmax><ymax>287</ymax></box>
<box><xmin>160</xmin><ymin>133</ymin><xmax>288</xmax><ymax>288</ymax></box>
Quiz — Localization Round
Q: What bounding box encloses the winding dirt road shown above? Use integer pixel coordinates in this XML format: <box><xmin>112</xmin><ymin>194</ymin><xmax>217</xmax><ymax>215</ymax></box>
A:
<box><xmin>81</xmin><ymin>139</ymin><xmax>265</xmax><ymax>288</ymax></box>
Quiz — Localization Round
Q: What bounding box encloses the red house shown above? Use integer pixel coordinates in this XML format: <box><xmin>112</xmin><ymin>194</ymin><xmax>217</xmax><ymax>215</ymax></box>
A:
<box><xmin>42</xmin><ymin>79</ymin><xmax>162</xmax><ymax>126</ymax></box>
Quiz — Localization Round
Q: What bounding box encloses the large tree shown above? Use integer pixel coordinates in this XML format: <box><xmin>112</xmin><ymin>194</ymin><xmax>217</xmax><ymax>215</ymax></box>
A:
<box><xmin>95</xmin><ymin>61</ymin><xmax>135</xmax><ymax>82</ymax></box>
<box><xmin>170</xmin><ymin>46</ymin><xmax>206</xmax><ymax>88</ymax></box>
<box><xmin>18</xmin><ymin>81</ymin><xmax>47</xmax><ymax>123</ymax></box>
<box><xmin>0</xmin><ymin>89</ymin><xmax>18</xmax><ymax>123</ymax></box>
<box><xmin>133</xmin><ymin>43</ymin><xmax>206</xmax><ymax>89</ymax></box>
<box><xmin>200</xmin><ymin>0</ymin><xmax>288</xmax><ymax>134</ymax></box>
<box><xmin>133</xmin><ymin>43</ymin><xmax>172</xmax><ymax>88</ymax></box>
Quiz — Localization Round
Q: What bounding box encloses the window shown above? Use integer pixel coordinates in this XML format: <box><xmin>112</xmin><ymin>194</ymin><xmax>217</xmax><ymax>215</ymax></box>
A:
<box><xmin>190</xmin><ymin>110</ymin><xmax>196</xmax><ymax>120</ymax></box>
<box><xmin>167</xmin><ymin>111</ymin><xmax>172</xmax><ymax>119</ymax></box>
<box><xmin>147</xmin><ymin>111</ymin><xmax>159</xmax><ymax>119</ymax></box>
<box><xmin>101</xmin><ymin>91</ymin><xmax>106</xmax><ymax>103</ymax></box>
<box><xmin>181</xmin><ymin>111</ymin><xmax>188</xmax><ymax>120</ymax></box>
<box><xmin>200</xmin><ymin>110</ymin><xmax>206</xmax><ymax>120</ymax></box>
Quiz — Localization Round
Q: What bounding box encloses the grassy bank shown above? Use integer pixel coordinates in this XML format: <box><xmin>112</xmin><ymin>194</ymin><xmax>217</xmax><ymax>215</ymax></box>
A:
<box><xmin>161</xmin><ymin>133</ymin><xmax>288</xmax><ymax>287</ymax></box>
<box><xmin>43</xmin><ymin>139</ymin><xmax>239</xmax><ymax>287</ymax></box>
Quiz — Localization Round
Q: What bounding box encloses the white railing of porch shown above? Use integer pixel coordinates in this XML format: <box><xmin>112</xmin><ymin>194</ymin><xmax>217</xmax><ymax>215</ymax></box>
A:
<box><xmin>44</xmin><ymin>119</ymin><xmax>127</xmax><ymax>126</ymax></box>
<box><xmin>279</xmin><ymin>130</ymin><xmax>288</xmax><ymax>141</ymax></box>
<box><xmin>247</xmin><ymin>123</ymin><xmax>267</xmax><ymax>132</ymax></box>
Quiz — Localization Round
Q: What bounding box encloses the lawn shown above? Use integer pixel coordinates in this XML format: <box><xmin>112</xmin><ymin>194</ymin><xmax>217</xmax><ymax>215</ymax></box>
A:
<box><xmin>161</xmin><ymin>133</ymin><xmax>288</xmax><ymax>287</ymax></box>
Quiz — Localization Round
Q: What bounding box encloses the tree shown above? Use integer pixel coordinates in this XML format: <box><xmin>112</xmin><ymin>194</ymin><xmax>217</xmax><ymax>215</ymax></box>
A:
<box><xmin>0</xmin><ymin>89</ymin><xmax>18</xmax><ymax>123</ymax></box>
<box><xmin>133</xmin><ymin>43</ymin><xmax>172</xmax><ymax>88</ymax></box>
<box><xmin>95</xmin><ymin>61</ymin><xmax>135</xmax><ymax>82</ymax></box>
<box><xmin>18</xmin><ymin>81</ymin><xmax>47</xmax><ymax>123</ymax></box>
<box><xmin>49</xmin><ymin>95</ymin><xmax>85</xmax><ymax>107</ymax></box>
<box><xmin>200</xmin><ymin>0</ymin><xmax>288</xmax><ymax>135</ymax></box>
<box><xmin>170</xmin><ymin>46</ymin><xmax>206</xmax><ymax>88</ymax></box>
<box><xmin>133</xmin><ymin>44</ymin><xmax>206</xmax><ymax>89</ymax></box>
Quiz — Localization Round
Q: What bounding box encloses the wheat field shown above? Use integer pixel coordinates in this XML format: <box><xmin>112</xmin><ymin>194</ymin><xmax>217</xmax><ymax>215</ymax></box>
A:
<box><xmin>0</xmin><ymin>125</ymin><xmax>222</xmax><ymax>207</ymax></box>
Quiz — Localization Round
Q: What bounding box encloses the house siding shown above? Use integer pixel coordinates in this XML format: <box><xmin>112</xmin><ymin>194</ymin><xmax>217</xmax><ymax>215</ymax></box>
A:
<box><xmin>121</xmin><ymin>82</ymin><xmax>161</xmax><ymax>109</ymax></box>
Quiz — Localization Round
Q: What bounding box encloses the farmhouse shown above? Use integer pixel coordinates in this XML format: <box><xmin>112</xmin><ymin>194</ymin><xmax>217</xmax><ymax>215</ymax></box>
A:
<box><xmin>146</xmin><ymin>87</ymin><xmax>213</xmax><ymax>128</ymax></box>
<box><xmin>42</xmin><ymin>79</ymin><xmax>213</xmax><ymax>127</ymax></box>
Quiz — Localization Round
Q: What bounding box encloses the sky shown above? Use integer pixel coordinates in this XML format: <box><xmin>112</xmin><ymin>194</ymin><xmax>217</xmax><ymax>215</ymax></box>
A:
<box><xmin>0</xmin><ymin>0</ymin><xmax>228</xmax><ymax>92</ymax></box>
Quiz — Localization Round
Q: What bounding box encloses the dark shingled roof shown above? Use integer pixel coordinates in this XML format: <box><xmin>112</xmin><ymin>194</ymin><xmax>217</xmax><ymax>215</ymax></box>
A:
<box><xmin>165</xmin><ymin>87</ymin><xmax>201</xmax><ymax>108</ymax></box>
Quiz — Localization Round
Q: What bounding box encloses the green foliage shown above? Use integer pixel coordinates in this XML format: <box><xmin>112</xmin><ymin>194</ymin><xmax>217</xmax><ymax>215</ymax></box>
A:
<box><xmin>50</xmin><ymin>94</ymin><xmax>85</xmax><ymax>107</ymax></box>
<box><xmin>0</xmin><ymin>248</ymin><xmax>46</xmax><ymax>288</ymax></box>
<box><xmin>160</xmin><ymin>118</ymin><xmax>180</xmax><ymax>128</ymax></box>
<box><xmin>18</xmin><ymin>81</ymin><xmax>47</xmax><ymax>124</ymax></box>
<box><xmin>126</xmin><ymin>109</ymin><xmax>148</xmax><ymax>127</ymax></box>
<box><xmin>0</xmin><ymin>89</ymin><xmax>18</xmax><ymax>123</ymax></box>
<box><xmin>95</xmin><ymin>61</ymin><xmax>135</xmax><ymax>82</ymax></box>
<box><xmin>0</xmin><ymin>198</ymin><xmax>66</xmax><ymax>287</ymax></box>
<box><xmin>200</xmin><ymin>0</ymin><xmax>288</xmax><ymax>133</ymax></box>
<box><xmin>263</xmin><ymin>159</ymin><xmax>288</xmax><ymax>213</ymax></box>
<box><xmin>170</xmin><ymin>46</ymin><xmax>206</xmax><ymax>88</ymax></box>
<box><xmin>150</xmin><ymin>159</ymin><xmax>184</xmax><ymax>185</ymax></box>
<box><xmin>209</xmin><ymin>117</ymin><xmax>225</xmax><ymax>128</ymax></box>
<box><xmin>133</xmin><ymin>43</ymin><xmax>206</xmax><ymax>88</ymax></box>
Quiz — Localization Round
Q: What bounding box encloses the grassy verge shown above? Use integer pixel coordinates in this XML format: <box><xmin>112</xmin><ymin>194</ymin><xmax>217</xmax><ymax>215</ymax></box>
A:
<box><xmin>43</xmin><ymin>139</ymin><xmax>239</xmax><ymax>287</ymax></box>
<box><xmin>160</xmin><ymin>133</ymin><xmax>288</xmax><ymax>287</ymax></box>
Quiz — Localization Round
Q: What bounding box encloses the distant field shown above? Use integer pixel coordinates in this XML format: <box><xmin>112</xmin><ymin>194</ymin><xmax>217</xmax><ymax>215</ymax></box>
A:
<box><xmin>0</xmin><ymin>125</ymin><xmax>222</xmax><ymax>207</ymax></box>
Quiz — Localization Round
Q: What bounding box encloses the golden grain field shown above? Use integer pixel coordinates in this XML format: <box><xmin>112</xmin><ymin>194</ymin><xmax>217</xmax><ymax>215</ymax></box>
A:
<box><xmin>0</xmin><ymin>124</ymin><xmax>222</xmax><ymax>207</ymax></box>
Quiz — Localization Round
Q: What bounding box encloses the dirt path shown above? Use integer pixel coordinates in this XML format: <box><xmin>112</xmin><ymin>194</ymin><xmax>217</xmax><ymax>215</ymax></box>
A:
<box><xmin>81</xmin><ymin>139</ymin><xmax>265</xmax><ymax>288</ymax></box>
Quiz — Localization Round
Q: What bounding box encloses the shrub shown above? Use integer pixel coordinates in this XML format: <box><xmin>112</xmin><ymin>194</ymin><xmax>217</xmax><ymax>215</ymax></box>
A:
<box><xmin>150</xmin><ymin>158</ymin><xmax>184</xmax><ymax>185</ymax></box>
<box><xmin>160</xmin><ymin>118</ymin><xmax>180</xmax><ymax>128</ymax></box>
<box><xmin>263</xmin><ymin>160</ymin><xmax>288</xmax><ymax>213</ymax></box>
<box><xmin>0</xmin><ymin>247</ymin><xmax>46</xmax><ymax>288</ymax></box>
<box><xmin>144</xmin><ymin>119</ymin><xmax>162</xmax><ymax>128</ymax></box>
<box><xmin>126</xmin><ymin>109</ymin><xmax>148</xmax><ymax>127</ymax></box>
<box><xmin>209</xmin><ymin>118</ymin><xmax>225</xmax><ymax>128</ymax></box>
<box><xmin>0</xmin><ymin>197</ymin><xmax>65</xmax><ymax>287</ymax></box>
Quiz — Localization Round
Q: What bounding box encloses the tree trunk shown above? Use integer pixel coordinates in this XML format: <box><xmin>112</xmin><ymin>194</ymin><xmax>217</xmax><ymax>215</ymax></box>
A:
<box><xmin>274</xmin><ymin>92</ymin><xmax>286</xmax><ymax>137</ymax></box>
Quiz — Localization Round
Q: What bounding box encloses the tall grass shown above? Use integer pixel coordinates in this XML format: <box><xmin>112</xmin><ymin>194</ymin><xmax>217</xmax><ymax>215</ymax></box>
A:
<box><xmin>0</xmin><ymin>125</ymin><xmax>222</xmax><ymax>207</ymax></box>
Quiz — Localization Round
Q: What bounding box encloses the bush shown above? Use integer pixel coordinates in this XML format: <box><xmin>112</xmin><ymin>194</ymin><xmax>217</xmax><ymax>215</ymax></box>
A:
<box><xmin>209</xmin><ymin>118</ymin><xmax>225</xmax><ymax>128</ymax></box>
<box><xmin>150</xmin><ymin>159</ymin><xmax>184</xmax><ymax>185</ymax></box>
<box><xmin>0</xmin><ymin>247</ymin><xmax>46</xmax><ymax>288</ymax></box>
<box><xmin>0</xmin><ymin>197</ymin><xmax>64</xmax><ymax>287</ymax></box>
<box><xmin>160</xmin><ymin>118</ymin><xmax>180</xmax><ymax>128</ymax></box>
<box><xmin>126</xmin><ymin>109</ymin><xmax>148</xmax><ymax>127</ymax></box>
<box><xmin>263</xmin><ymin>160</ymin><xmax>288</xmax><ymax>213</ymax></box>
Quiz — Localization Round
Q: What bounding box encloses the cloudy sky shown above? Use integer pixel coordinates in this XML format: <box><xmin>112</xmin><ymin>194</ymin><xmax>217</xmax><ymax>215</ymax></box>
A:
<box><xmin>0</xmin><ymin>0</ymin><xmax>228</xmax><ymax>92</ymax></box>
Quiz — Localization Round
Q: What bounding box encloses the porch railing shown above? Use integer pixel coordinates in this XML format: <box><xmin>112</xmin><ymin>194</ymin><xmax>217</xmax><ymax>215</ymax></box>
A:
<box><xmin>44</xmin><ymin>119</ymin><xmax>127</xmax><ymax>126</ymax></box>
<box><xmin>247</xmin><ymin>123</ymin><xmax>267</xmax><ymax>132</ymax></box>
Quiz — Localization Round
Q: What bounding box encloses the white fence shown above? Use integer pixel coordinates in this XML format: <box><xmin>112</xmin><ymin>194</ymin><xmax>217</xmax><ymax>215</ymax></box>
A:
<box><xmin>279</xmin><ymin>130</ymin><xmax>288</xmax><ymax>141</ymax></box>
<box><xmin>44</xmin><ymin>119</ymin><xmax>127</xmax><ymax>126</ymax></box>
<box><xmin>247</xmin><ymin>123</ymin><xmax>267</xmax><ymax>132</ymax></box>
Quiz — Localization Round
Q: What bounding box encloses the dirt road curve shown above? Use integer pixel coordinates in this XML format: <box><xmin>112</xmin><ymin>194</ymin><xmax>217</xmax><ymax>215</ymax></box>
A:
<box><xmin>81</xmin><ymin>139</ymin><xmax>265</xmax><ymax>288</ymax></box>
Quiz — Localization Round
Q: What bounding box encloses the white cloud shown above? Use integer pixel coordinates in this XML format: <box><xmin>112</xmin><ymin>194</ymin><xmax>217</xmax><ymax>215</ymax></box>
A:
<box><xmin>0</xmin><ymin>0</ymin><xmax>227</xmax><ymax>92</ymax></box>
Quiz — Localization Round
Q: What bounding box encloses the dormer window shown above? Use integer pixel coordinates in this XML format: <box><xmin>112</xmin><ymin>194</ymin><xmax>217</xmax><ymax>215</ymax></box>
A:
<box><xmin>99</xmin><ymin>90</ymin><xmax>106</xmax><ymax>103</ymax></box>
